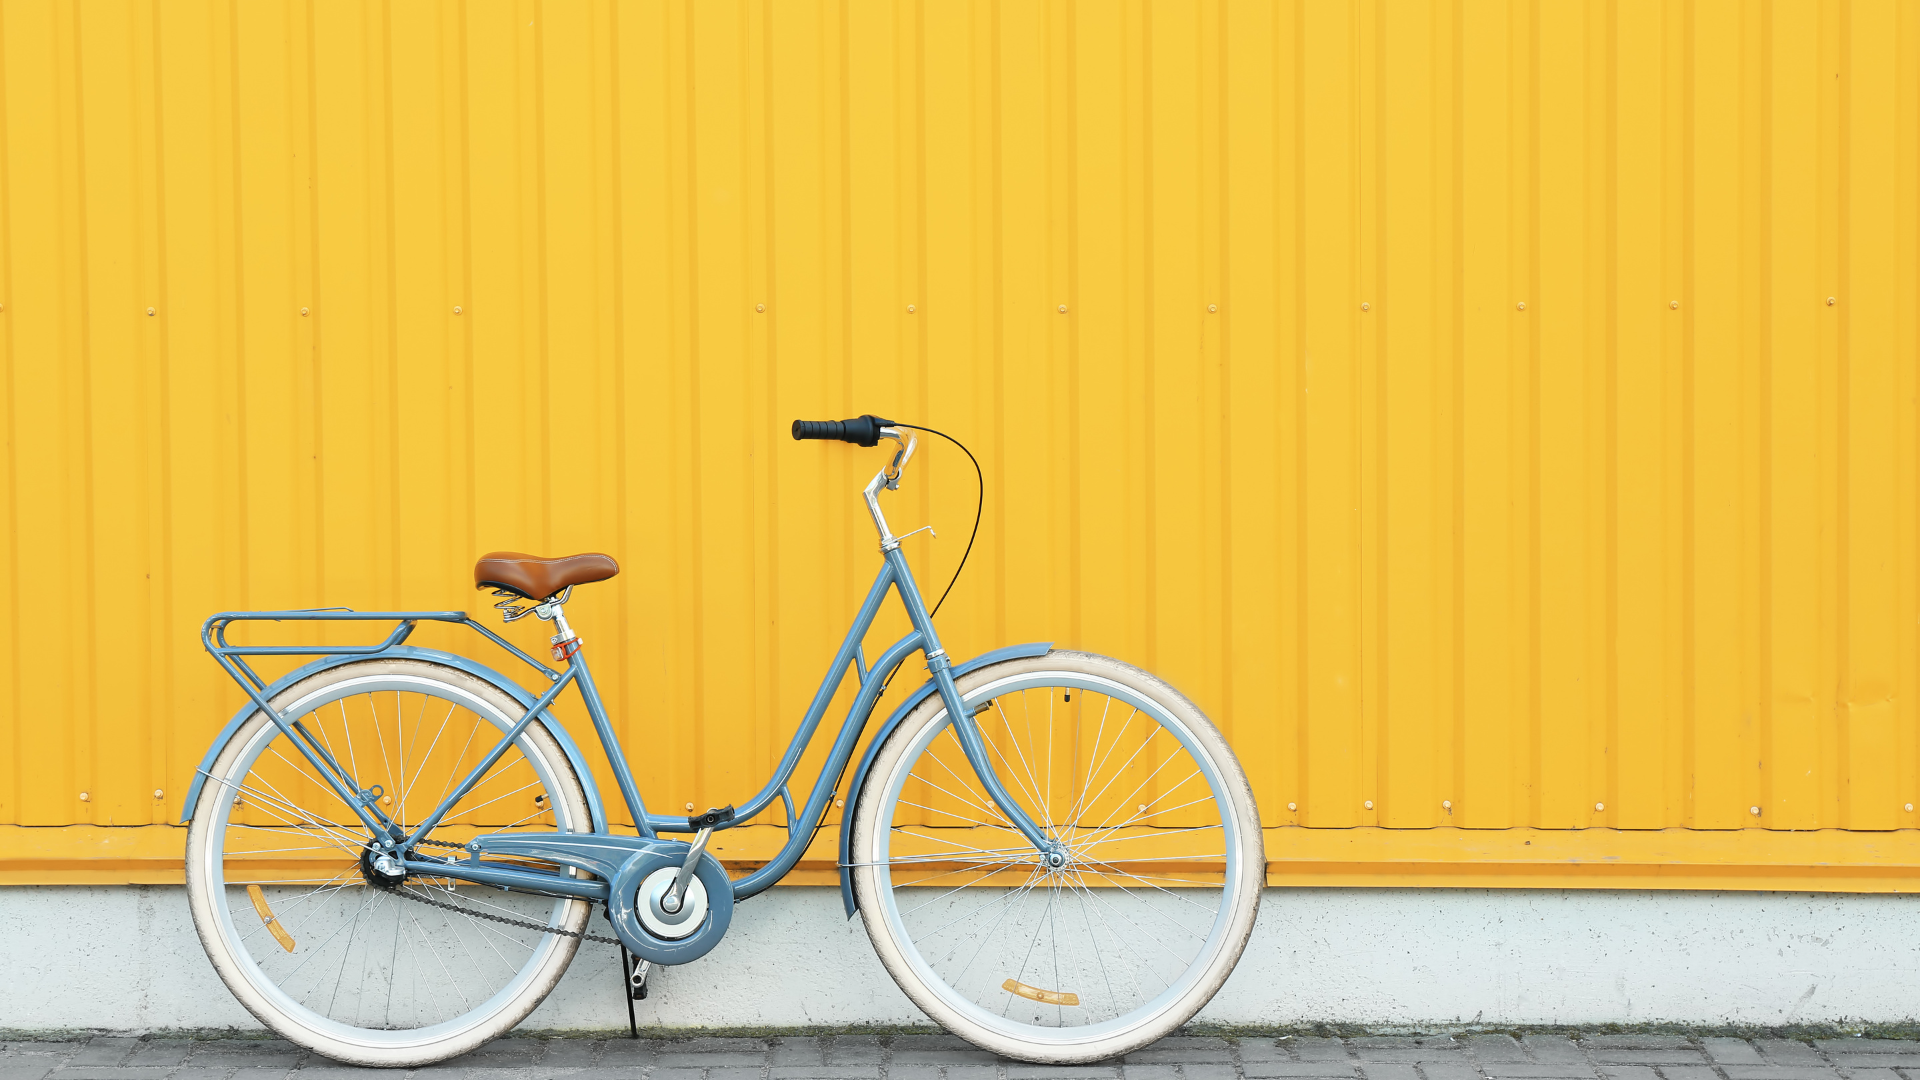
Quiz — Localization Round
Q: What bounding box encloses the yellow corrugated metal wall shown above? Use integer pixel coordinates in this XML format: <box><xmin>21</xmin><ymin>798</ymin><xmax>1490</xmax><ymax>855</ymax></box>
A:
<box><xmin>2</xmin><ymin>0</ymin><xmax>1918</xmax><ymax>886</ymax></box>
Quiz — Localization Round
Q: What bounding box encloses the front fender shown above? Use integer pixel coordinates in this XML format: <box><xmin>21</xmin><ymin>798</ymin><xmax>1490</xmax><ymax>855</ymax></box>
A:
<box><xmin>179</xmin><ymin>645</ymin><xmax>609</xmax><ymax>833</ymax></box>
<box><xmin>838</xmin><ymin>641</ymin><xmax>1052</xmax><ymax>917</ymax></box>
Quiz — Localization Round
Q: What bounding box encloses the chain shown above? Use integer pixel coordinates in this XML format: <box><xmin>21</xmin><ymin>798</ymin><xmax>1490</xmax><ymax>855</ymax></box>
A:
<box><xmin>384</xmin><ymin>836</ymin><xmax>623</xmax><ymax>946</ymax></box>
<box><xmin>384</xmin><ymin>882</ymin><xmax>622</xmax><ymax>945</ymax></box>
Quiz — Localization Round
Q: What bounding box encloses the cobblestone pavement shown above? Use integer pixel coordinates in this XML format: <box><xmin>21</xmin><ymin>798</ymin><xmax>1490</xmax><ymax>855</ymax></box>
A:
<box><xmin>7</xmin><ymin>1033</ymin><xmax>1920</xmax><ymax>1080</ymax></box>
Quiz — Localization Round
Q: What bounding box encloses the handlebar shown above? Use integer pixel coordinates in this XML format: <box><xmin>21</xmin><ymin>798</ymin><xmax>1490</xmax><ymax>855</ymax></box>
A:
<box><xmin>790</xmin><ymin>414</ymin><xmax>919</xmax><ymax>547</ymax></box>
<box><xmin>790</xmin><ymin>415</ymin><xmax>894</xmax><ymax>447</ymax></box>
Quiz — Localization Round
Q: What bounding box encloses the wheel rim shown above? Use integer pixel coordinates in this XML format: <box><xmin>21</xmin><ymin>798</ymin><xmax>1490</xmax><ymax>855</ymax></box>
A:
<box><xmin>868</xmin><ymin>670</ymin><xmax>1243</xmax><ymax>1048</ymax></box>
<box><xmin>200</xmin><ymin>673</ymin><xmax>585</xmax><ymax>1049</ymax></box>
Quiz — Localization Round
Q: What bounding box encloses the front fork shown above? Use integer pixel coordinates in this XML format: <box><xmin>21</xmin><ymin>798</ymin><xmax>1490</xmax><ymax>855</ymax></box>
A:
<box><xmin>886</xmin><ymin>550</ymin><xmax>1065</xmax><ymax>867</ymax></box>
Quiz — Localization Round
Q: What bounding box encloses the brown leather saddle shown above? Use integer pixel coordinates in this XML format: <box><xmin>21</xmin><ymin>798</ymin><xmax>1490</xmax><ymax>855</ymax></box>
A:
<box><xmin>473</xmin><ymin>551</ymin><xmax>619</xmax><ymax>601</ymax></box>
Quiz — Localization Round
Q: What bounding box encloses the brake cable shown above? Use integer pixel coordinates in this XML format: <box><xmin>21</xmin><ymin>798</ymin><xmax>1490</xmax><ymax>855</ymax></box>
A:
<box><xmin>888</xmin><ymin>423</ymin><xmax>982</xmax><ymax>620</ymax></box>
<box><xmin>868</xmin><ymin>422</ymin><xmax>982</xmax><ymax>714</ymax></box>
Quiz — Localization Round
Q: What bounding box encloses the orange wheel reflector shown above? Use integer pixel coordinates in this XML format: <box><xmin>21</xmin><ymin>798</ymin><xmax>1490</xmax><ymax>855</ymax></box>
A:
<box><xmin>1003</xmin><ymin>979</ymin><xmax>1079</xmax><ymax>1007</ymax></box>
<box><xmin>247</xmin><ymin>884</ymin><xmax>297</xmax><ymax>953</ymax></box>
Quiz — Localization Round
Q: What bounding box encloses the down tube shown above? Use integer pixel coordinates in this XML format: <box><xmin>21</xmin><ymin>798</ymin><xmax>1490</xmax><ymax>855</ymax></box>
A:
<box><xmin>729</xmin><ymin>628</ymin><xmax>925</xmax><ymax>899</ymax></box>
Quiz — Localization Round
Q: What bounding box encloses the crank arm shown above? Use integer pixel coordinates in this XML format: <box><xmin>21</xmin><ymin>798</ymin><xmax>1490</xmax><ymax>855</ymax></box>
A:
<box><xmin>664</xmin><ymin>827</ymin><xmax>711</xmax><ymax>911</ymax></box>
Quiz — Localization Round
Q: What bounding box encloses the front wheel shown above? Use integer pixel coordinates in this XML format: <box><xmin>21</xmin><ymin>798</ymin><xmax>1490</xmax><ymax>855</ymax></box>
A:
<box><xmin>850</xmin><ymin>651</ymin><xmax>1263</xmax><ymax>1063</ymax></box>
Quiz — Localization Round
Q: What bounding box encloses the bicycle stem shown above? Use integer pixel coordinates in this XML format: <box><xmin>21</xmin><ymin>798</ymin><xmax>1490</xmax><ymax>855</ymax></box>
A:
<box><xmin>863</xmin><ymin>429</ymin><xmax>916</xmax><ymax>550</ymax></box>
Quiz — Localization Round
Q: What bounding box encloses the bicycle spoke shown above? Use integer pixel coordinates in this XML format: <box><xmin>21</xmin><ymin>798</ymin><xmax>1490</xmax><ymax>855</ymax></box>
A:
<box><xmin>893</xmin><ymin>796</ymin><xmax>1010</xmax><ymax>829</ymax></box>
<box><xmin>447</xmin><ymin>777</ymin><xmax>543</xmax><ymax>823</ymax></box>
<box><xmin>937</xmin><ymin>871</ymin><xmax>1049</xmax><ymax>974</ymax></box>
<box><xmin>1075</xmin><ymin>882</ymin><xmax>1195</xmax><ymax>974</ymax></box>
<box><xmin>372</xmin><ymin>693</ymin><xmax>399</xmax><ymax>821</ymax></box>
<box><xmin>990</xmin><ymin>697</ymin><xmax>1052</xmax><ymax>825</ymax></box>
<box><xmin>918</xmin><ymin>736</ymin><xmax>1017</xmax><ymax>825</ymax></box>
<box><xmin>1063</xmin><ymin>704</ymin><xmax>1139</xmax><ymax>828</ymax></box>
<box><xmin>1090</xmin><ymin>757</ymin><xmax>1200</xmax><ymax>833</ymax></box>
<box><xmin>402</xmin><ymin>701</ymin><xmax>459</xmax><ymax>819</ymax></box>
<box><xmin>1073</xmin><ymin>884</ymin><xmax>1119</xmax><ymax>1016</ymax></box>
<box><xmin>1003</xmin><ymin>875</ymin><xmax>1059</xmax><ymax>1017</ymax></box>
<box><xmin>337</xmin><ymin>700</ymin><xmax>361</xmax><ymax>805</ymax></box>
<box><xmin>1073</xmin><ymin>858</ymin><xmax>1218</xmax><ymax>931</ymax></box>
<box><xmin>910</xmin><ymin>866</ymin><xmax>1048</xmax><ymax>945</ymax></box>
<box><xmin>894</xmin><ymin>857</ymin><xmax>1037</xmax><ymax>915</ymax></box>
<box><xmin>1077</xmin><ymin>797</ymin><xmax>1219</xmax><ymax>839</ymax></box>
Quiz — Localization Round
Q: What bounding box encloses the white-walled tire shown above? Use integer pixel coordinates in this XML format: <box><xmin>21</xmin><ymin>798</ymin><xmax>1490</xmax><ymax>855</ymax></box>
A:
<box><xmin>185</xmin><ymin>659</ymin><xmax>592</xmax><ymax>1067</ymax></box>
<box><xmin>851</xmin><ymin>651</ymin><xmax>1263</xmax><ymax>1063</ymax></box>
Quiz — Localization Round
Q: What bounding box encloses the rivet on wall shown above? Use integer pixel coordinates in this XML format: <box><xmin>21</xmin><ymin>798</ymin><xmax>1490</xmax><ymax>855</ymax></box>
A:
<box><xmin>1827</xmin><ymin>297</ymin><xmax>1836</xmax><ymax>306</ymax></box>
<box><xmin>1207</xmin><ymin>304</ymin><xmax>1218</xmax><ymax>313</ymax></box>
<box><xmin>684</xmin><ymin>802</ymin><xmax>695</xmax><ymax>811</ymax></box>
<box><xmin>906</xmin><ymin>304</ymin><xmax>916</xmax><ymax>313</ymax></box>
<box><xmin>1516</xmin><ymin>301</ymin><xmax>1527</xmax><ymax>311</ymax></box>
<box><xmin>1595</xmin><ymin>802</ymin><xmax>1605</xmax><ymax>811</ymax></box>
<box><xmin>147</xmin><ymin>307</ymin><xmax>156</xmax><ymax>316</ymax></box>
<box><xmin>1442</xmin><ymin>799</ymin><xmax>1452</xmax><ymax>811</ymax></box>
<box><xmin>1670</xmin><ymin>300</ymin><xmax>1679</xmax><ymax>309</ymax></box>
<box><xmin>300</xmin><ymin>307</ymin><xmax>310</xmax><ymax>316</ymax></box>
<box><xmin>79</xmin><ymin>792</ymin><xmax>89</xmax><ymax>802</ymax></box>
<box><xmin>756</xmin><ymin>303</ymin><xmax>766</xmax><ymax>313</ymax></box>
<box><xmin>1287</xmin><ymin>802</ymin><xmax>1296</xmax><ymax>812</ymax></box>
<box><xmin>1749</xmin><ymin>806</ymin><xmax>1760</xmax><ymax>816</ymax></box>
<box><xmin>1057</xmin><ymin>304</ymin><xmax>1068</xmax><ymax>314</ymax></box>
<box><xmin>1360</xmin><ymin>302</ymin><xmax>1371</xmax><ymax>311</ymax></box>
<box><xmin>452</xmin><ymin>306</ymin><xmax>462</xmax><ymax>315</ymax></box>
<box><xmin>153</xmin><ymin>789</ymin><xmax>164</xmax><ymax>799</ymax></box>
<box><xmin>1363</xmin><ymin>800</ymin><xmax>1373</xmax><ymax>810</ymax></box>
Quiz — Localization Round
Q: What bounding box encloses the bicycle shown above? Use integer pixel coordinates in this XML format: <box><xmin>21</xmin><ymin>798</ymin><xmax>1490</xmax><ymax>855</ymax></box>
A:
<box><xmin>182</xmin><ymin>416</ymin><xmax>1264</xmax><ymax>1066</ymax></box>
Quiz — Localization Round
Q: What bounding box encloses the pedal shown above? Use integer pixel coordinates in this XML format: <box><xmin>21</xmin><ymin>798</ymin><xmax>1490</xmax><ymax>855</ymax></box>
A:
<box><xmin>617</xmin><ymin>943</ymin><xmax>647</xmax><ymax>1038</ymax></box>
<box><xmin>686</xmin><ymin>805</ymin><xmax>735</xmax><ymax>830</ymax></box>
<box><xmin>628</xmin><ymin>955</ymin><xmax>650</xmax><ymax>1000</ymax></box>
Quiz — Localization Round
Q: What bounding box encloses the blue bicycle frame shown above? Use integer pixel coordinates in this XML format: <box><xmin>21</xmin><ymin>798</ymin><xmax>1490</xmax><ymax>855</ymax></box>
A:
<box><xmin>193</xmin><ymin>439</ymin><xmax>1056</xmax><ymax>908</ymax></box>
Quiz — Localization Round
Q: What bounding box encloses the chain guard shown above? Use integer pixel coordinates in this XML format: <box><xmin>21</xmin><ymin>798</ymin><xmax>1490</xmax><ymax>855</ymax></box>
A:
<box><xmin>459</xmin><ymin>830</ymin><xmax>735</xmax><ymax>964</ymax></box>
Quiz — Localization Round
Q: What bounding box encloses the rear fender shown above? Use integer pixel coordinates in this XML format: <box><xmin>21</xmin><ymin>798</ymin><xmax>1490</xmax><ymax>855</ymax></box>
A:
<box><xmin>179</xmin><ymin>646</ymin><xmax>610</xmax><ymax>833</ymax></box>
<box><xmin>838</xmin><ymin>642</ymin><xmax>1052</xmax><ymax>917</ymax></box>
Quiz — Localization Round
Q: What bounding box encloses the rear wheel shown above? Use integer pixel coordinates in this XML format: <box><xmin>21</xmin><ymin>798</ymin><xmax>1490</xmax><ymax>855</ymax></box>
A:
<box><xmin>850</xmin><ymin>651</ymin><xmax>1263</xmax><ymax>1063</ymax></box>
<box><xmin>184</xmin><ymin>658</ymin><xmax>592</xmax><ymax>1066</ymax></box>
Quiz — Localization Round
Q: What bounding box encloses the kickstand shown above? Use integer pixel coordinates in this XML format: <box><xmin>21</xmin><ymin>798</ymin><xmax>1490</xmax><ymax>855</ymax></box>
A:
<box><xmin>618</xmin><ymin>945</ymin><xmax>640</xmax><ymax>1039</ymax></box>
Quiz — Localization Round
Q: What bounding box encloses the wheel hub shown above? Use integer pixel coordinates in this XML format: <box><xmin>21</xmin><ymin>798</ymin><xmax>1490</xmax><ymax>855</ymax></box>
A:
<box><xmin>358</xmin><ymin>844</ymin><xmax>407</xmax><ymax>889</ymax></box>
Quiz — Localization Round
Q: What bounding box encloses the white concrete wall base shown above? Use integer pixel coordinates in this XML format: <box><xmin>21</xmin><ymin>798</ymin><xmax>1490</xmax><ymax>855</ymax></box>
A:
<box><xmin>3</xmin><ymin>886</ymin><xmax>1915</xmax><ymax>1032</ymax></box>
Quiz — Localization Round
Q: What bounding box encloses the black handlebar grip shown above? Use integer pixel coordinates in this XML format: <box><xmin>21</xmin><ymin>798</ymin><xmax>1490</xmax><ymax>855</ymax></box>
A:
<box><xmin>790</xmin><ymin>414</ymin><xmax>894</xmax><ymax>447</ymax></box>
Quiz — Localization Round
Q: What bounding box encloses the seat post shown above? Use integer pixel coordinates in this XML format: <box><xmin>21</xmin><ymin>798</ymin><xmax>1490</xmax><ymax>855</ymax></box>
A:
<box><xmin>539</xmin><ymin>598</ymin><xmax>580</xmax><ymax>662</ymax></box>
<box><xmin>549</xmin><ymin>604</ymin><xmax>576</xmax><ymax>645</ymax></box>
